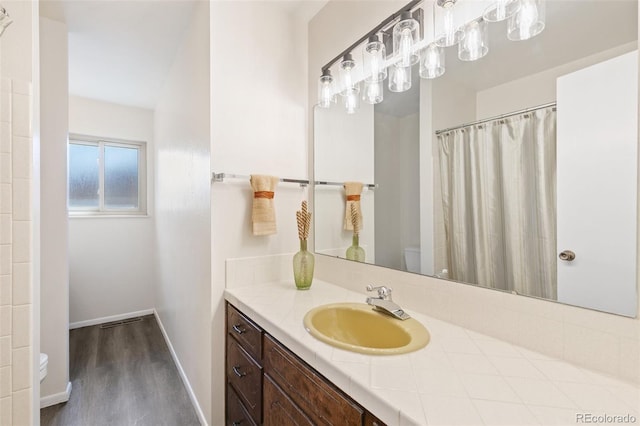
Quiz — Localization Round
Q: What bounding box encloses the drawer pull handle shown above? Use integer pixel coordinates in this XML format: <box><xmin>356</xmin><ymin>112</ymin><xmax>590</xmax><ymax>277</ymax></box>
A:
<box><xmin>232</xmin><ymin>421</ymin><xmax>243</xmax><ymax>426</ymax></box>
<box><xmin>232</xmin><ymin>365</ymin><xmax>246</xmax><ymax>378</ymax></box>
<box><xmin>232</xmin><ymin>324</ymin><xmax>246</xmax><ymax>334</ymax></box>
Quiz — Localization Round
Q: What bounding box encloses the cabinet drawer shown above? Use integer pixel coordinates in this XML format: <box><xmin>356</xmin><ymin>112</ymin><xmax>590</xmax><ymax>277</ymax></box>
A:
<box><xmin>227</xmin><ymin>304</ymin><xmax>263</xmax><ymax>361</ymax></box>
<box><xmin>264</xmin><ymin>335</ymin><xmax>363</xmax><ymax>425</ymax></box>
<box><xmin>227</xmin><ymin>384</ymin><xmax>257</xmax><ymax>426</ymax></box>
<box><xmin>264</xmin><ymin>375</ymin><xmax>314</xmax><ymax>426</ymax></box>
<box><xmin>227</xmin><ymin>338</ymin><xmax>262</xmax><ymax>423</ymax></box>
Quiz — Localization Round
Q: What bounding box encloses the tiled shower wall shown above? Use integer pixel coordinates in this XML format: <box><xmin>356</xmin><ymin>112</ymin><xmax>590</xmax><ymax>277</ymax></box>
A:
<box><xmin>0</xmin><ymin>77</ymin><xmax>34</xmax><ymax>425</ymax></box>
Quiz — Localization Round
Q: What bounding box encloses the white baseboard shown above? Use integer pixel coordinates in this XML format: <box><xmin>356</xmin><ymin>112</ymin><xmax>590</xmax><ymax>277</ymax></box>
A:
<box><xmin>154</xmin><ymin>309</ymin><xmax>208</xmax><ymax>426</ymax></box>
<box><xmin>69</xmin><ymin>309</ymin><xmax>155</xmax><ymax>330</ymax></box>
<box><xmin>40</xmin><ymin>381</ymin><xmax>72</xmax><ymax>409</ymax></box>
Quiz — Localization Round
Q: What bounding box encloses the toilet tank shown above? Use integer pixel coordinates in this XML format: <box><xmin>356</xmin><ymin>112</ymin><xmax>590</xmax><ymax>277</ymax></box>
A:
<box><xmin>404</xmin><ymin>247</ymin><xmax>421</xmax><ymax>273</ymax></box>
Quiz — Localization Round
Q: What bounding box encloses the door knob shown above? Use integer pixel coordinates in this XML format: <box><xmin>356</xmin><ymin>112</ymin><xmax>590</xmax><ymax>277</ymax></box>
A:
<box><xmin>559</xmin><ymin>250</ymin><xmax>576</xmax><ymax>261</ymax></box>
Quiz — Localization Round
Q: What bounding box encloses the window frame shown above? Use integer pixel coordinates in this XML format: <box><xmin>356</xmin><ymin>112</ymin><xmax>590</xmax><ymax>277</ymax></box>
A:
<box><xmin>68</xmin><ymin>134</ymin><xmax>148</xmax><ymax>217</ymax></box>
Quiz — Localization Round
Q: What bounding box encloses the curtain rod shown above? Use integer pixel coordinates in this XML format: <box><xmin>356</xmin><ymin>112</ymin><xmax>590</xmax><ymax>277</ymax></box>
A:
<box><xmin>435</xmin><ymin>102</ymin><xmax>557</xmax><ymax>135</ymax></box>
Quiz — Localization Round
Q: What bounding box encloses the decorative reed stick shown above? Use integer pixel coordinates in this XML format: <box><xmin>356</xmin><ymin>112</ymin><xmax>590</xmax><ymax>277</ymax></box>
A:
<box><xmin>296</xmin><ymin>201</ymin><xmax>312</xmax><ymax>240</ymax></box>
<box><xmin>350</xmin><ymin>203</ymin><xmax>360</xmax><ymax>235</ymax></box>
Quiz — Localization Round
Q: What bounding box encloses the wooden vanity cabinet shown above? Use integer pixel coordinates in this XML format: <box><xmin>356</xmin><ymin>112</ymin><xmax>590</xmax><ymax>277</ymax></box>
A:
<box><xmin>226</xmin><ymin>302</ymin><xmax>387</xmax><ymax>426</ymax></box>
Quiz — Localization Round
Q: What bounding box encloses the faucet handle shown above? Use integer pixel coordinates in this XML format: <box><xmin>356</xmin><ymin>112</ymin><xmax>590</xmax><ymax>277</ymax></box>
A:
<box><xmin>366</xmin><ymin>285</ymin><xmax>392</xmax><ymax>299</ymax></box>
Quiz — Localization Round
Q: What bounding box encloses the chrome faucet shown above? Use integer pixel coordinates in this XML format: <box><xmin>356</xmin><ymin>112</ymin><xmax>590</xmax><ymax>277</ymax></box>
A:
<box><xmin>365</xmin><ymin>285</ymin><xmax>411</xmax><ymax>320</ymax></box>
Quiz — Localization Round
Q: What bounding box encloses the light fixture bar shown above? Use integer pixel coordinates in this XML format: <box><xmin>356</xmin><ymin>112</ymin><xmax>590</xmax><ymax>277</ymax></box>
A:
<box><xmin>320</xmin><ymin>0</ymin><xmax>423</xmax><ymax>73</ymax></box>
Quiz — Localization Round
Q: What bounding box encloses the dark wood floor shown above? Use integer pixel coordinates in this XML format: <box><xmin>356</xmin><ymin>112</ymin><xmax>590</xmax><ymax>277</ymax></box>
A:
<box><xmin>41</xmin><ymin>315</ymin><xmax>200</xmax><ymax>426</ymax></box>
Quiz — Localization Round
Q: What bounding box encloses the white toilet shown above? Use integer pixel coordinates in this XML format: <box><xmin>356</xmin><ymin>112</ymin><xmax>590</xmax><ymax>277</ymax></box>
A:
<box><xmin>404</xmin><ymin>247</ymin><xmax>421</xmax><ymax>273</ymax></box>
<box><xmin>39</xmin><ymin>353</ymin><xmax>48</xmax><ymax>382</ymax></box>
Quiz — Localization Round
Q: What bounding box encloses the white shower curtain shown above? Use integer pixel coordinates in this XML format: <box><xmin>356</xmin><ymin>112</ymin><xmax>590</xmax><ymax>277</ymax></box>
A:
<box><xmin>438</xmin><ymin>106</ymin><xmax>557</xmax><ymax>299</ymax></box>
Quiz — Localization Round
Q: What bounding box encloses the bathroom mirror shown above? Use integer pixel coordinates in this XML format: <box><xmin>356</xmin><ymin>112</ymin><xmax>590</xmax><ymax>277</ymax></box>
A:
<box><xmin>314</xmin><ymin>0</ymin><xmax>639</xmax><ymax>317</ymax></box>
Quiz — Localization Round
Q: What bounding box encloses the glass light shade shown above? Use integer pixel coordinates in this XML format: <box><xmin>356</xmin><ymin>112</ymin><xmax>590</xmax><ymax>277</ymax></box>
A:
<box><xmin>435</xmin><ymin>1</ymin><xmax>464</xmax><ymax>47</ymax></box>
<box><xmin>363</xmin><ymin>36</ymin><xmax>387</xmax><ymax>82</ymax></box>
<box><xmin>363</xmin><ymin>80</ymin><xmax>384</xmax><ymax>104</ymax></box>
<box><xmin>389</xmin><ymin>64</ymin><xmax>411</xmax><ymax>93</ymax></box>
<box><xmin>483</xmin><ymin>0</ymin><xmax>521</xmax><ymax>22</ymax></box>
<box><xmin>419</xmin><ymin>44</ymin><xmax>445</xmax><ymax>79</ymax></box>
<box><xmin>393</xmin><ymin>12</ymin><xmax>420</xmax><ymax>67</ymax></box>
<box><xmin>340</xmin><ymin>53</ymin><xmax>360</xmax><ymax>95</ymax></box>
<box><xmin>507</xmin><ymin>0</ymin><xmax>545</xmax><ymax>41</ymax></box>
<box><xmin>317</xmin><ymin>71</ymin><xmax>335</xmax><ymax>108</ymax></box>
<box><xmin>458</xmin><ymin>19</ymin><xmax>489</xmax><ymax>61</ymax></box>
<box><xmin>344</xmin><ymin>88</ymin><xmax>360</xmax><ymax>114</ymax></box>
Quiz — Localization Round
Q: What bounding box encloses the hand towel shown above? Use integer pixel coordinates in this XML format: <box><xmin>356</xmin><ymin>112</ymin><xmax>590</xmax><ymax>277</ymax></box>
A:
<box><xmin>344</xmin><ymin>182</ymin><xmax>363</xmax><ymax>231</ymax></box>
<box><xmin>250</xmin><ymin>175</ymin><xmax>279</xmax><ymax>236</ymax></box>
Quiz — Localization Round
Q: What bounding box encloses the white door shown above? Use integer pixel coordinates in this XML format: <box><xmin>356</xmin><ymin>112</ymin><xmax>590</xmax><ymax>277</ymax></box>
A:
<box><xmin>556</xmin><ymin>51</ymin><xmax>638</xmax><ymax>317</ymax></box>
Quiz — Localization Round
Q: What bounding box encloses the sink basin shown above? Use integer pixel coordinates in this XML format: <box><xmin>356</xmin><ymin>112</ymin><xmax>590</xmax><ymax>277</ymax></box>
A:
<box><xmin>303</xmin><ymin>303</ymin><xmax>430</xmax><ymax>355</ymax></box>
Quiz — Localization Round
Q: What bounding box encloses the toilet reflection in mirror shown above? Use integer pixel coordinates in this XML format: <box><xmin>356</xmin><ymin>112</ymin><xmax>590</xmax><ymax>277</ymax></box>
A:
<box><xmin>314</xmin><ymin>0</ymin><xmax>638</xmax><ymax>317</ymax></box>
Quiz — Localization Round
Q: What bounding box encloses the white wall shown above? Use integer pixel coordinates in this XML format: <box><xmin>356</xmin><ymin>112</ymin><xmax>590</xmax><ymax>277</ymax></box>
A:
<box><xmin>154</xmin><ymin>1</ymin><xmax>211</xmax><ymax>423</ymax></box>
<box><xmin>67</xmin><ymin>96</ymin><xmax>155</xmax><ymax>326</ymax></box>
<box><xmin>39</xmin><ymin>16</ymin><xmax>69</xmax><ymax>406</ymax></box>
<box><xmin>211</xmin><ymin>2</ymin><xmax>310</xmax><ymax>424</ymax></box>
<box><xmin>476</xmin><ymin>41</ymin><xmax>637</xmax><ymax>119</ymax></box>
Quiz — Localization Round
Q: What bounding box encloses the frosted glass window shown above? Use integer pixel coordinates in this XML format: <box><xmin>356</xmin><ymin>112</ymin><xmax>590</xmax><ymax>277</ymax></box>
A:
<box><xmin>104</xmin><ymin>145</ymin><xmax>139</xmax><ymax>209</ymax></box>
<box><xmin>68</xmin><ymin>137</ymin><xmax>146</xmax><ymax>215</ymax></box>
<box><xmin>68</xmin><ymin>143</ymin><xmax>99</xmax><ymax>209</ymax></box>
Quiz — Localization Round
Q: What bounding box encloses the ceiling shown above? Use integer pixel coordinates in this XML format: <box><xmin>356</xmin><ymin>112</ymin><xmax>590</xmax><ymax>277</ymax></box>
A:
<box><xmin>40</xmin><ymin>0</ymin><xmax>200</xmax><ymax>109</ymax></box>
<box><xmin>40</xmin><ymin>0</ymin><xmax>328</xmax><ymax>109</ymax></box>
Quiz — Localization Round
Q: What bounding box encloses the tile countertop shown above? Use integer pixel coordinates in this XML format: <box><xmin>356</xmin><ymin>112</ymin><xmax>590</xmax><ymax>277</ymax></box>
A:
<box><xmin>224</xmin><ymin>280</ymin><xmax>640</xmax><ymax>426</ymax></box>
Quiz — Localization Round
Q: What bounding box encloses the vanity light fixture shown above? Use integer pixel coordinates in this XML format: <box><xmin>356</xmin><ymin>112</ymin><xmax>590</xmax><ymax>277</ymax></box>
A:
<box><xmin>345</xmin><ymin>88</ymin><xmax>361</xmax><ymax>114</ymax></box>
<box><xmin>483</xmin><ymin>0</ymin><xmax>521</xmax><ymax>22</ymax></box>
<box><xmin>389</xmin><ymin>64</ymin><xmax>412</xmax><ymax>93</ymax></box>
<box><xmin>508</xmin><ymin>0</ymin><xmax>545</xmax><ymax>41</ymax></box>
<box><xmin>340</xmin><ymin>53</ymin><xmax>361</xmax><ymax>113</ymax></box>
<box><xmin>317</xmin><ymin>69</ymin><xmax>336</xmax><ymax>109</ymax></box>
<box><xmin>393</xmin><ymin>11</ymin><xmax>421</xmax><ymax>67</ymax></box>
<box><xmin>363</xmin><ymin>80</ymin><xmax>384</xmax><ymax>104</ymax></box>
<box><xmin>317</xmin><ymin>0</ymin><xmax>547</xmax><ymax>112</ymax></box>
<box><xmin>435</xmin><ymin>0</ymin><xmax>464</xmax><ymax>47</ymax></box>
<box><xmin>363</xmin><ymin>34</ymin><xmax>387</xmax><ymax>82</ymax></box>
<box><xmin>362</xmin><ymin>34</ymin><xmax>386</xmax><ymax>104</ymax></box>
<box><xmin>458</xmin><ymin>18</ymin><xmax>489</xmax><ymax>61</ymax></box>
<box><xmin>339</xmin><ymin>53</ymin><xmax>359</xmax><ymax>95</ymax></box>
<box><xmin>419</xmin><ymin>43</ymin><xmax>445</xmax><ymax>79</ymax></box>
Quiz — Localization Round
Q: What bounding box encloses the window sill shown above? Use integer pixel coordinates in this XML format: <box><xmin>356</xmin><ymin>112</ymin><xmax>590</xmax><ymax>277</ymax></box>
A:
<box><xmin>69</xmin><ymin>213</ymin><xmax>151</xmax><ymax>219</ymax></box>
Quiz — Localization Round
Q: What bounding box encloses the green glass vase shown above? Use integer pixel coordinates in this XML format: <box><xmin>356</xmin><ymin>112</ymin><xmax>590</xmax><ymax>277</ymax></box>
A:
<box><xmin>346</xmin><ymin>234</ymin><xmax>365</xmax><ymax>262</ymax></box>
<box><xmin>293</xmin><ymin>239</ymin><xmax>314</xmax><ymax>290</ymax></box>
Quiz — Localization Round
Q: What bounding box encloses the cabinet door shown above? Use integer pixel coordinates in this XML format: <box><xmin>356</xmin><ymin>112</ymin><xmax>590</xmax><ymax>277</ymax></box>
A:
<box><xmin>264</xmin><ymin>375</ymin><xmax>314</xmax><ymax>426</ymax></box>
<box><xmin>264</xmin><ymin>335</ymin><xmax>364</xmax><ymax>425</ymax></box>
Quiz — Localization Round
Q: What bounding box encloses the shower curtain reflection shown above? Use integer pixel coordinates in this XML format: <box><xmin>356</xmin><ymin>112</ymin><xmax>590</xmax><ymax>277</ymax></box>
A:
<box><xmin>438</xmin><ymin>106</ymin><xmax>557</xmax><ymax>299</ymax></box>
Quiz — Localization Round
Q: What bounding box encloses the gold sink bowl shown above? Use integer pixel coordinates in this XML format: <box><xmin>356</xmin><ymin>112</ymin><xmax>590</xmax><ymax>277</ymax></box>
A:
<box><xmin>303</xmin><ymin>303</ymin><xmax>430</xmax><ymax>355</ymax></box>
